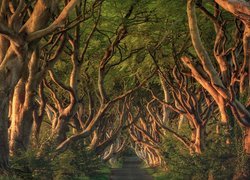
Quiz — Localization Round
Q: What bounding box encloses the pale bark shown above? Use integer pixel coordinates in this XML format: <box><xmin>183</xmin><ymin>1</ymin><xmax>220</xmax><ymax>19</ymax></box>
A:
<box><xmin>214</xmin><ymin>0</ymin><xmax>250</xmax><ymax>22</ymax></box>
<box><xmin>159</xmin><ymin>73</ymin><xmax>170</xmax><ymax>124</ymax></box>
<box><xmin>187</xmin><ymin>0</ymin><xmax>226</xmax><ymax>95</ymax></box>
<box><xmin>89</xmin><ymin>130</ymin><xmax>98</xmax><ymax>149</ymax></box>
<box><xmin>10</xmin><ymin>50</ymin><xmax>41</xmax><ymax>155</ymax></box>
<box><xmin>193</xmin><ymin>125</ymin><xmax>205</xmax><ymax>154</ymax></box>
<box><xmin>212</xmin><ymin>0</ymin><xmax>250</xmax><ymax>99</ymax></box>
<box><xmin>26</xmin><ymin>0</ymin><xmax>81</xmax><ymax>42</ymax></box>
<box><xmin>45</xmin><ymin>69</ymin><xmax>77</xmax><ymax>145</ymax></box>
<box><xmin>0</xmin><ymin>0</ymin><xmax>81</xmax><ymax>166</ymax></box>
<box><xmin>245</xmin><ymin>127</ymin><xmax>250</xmax><ymax>154</ymax></box>
<box><xmin>94</xmin><ymin>105</ymin><xmax>126</xmax><ymax>155</ymax></box>
<box><xmin>151</xmin><ymin>64</ymin><xmax>214</xmax><ymax>154</ymax></box>
<box><xmin>243</xmin><ymin>26</ymin><xmax>250</xmax><ymax>96</ymax></box>
<box><xmin>186</xmin><ymin>0</ymin><xmax>250</xmax><ymax>155</ymax></box>
<box><xmin>187</xmin><ymin>1</ymin><xmax>229</xmax><ymax>111</ymax></box>
<box><xmin>42</xmin><ymin>6</ymin><xmax>100</xmax><ymax>146</ymax></box>
<box><xmin>55</xmin><ymin>24</ymin><xmax>154</xmax><ymax>153</ymax></box>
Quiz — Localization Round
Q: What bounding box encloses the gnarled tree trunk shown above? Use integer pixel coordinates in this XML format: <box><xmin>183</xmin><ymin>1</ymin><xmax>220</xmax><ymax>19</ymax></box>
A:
<box><xmin>245</xmin><ymin>127</ymin><xmax>250</xmax><ymax>154</ymax></box>
<box><xmin>193</xmin><ymin>125</ymin><xmax>205</xmax><ymax>154</ymax></box>
<box><xmin>52</xmin><ymin>117</ymin><xmax>70</xmax><ymax>145</ymax></box>
<box><xmin>0</xmin><ymin>0</ymin><xmax>80</xmax><ymax>167</ymax></box>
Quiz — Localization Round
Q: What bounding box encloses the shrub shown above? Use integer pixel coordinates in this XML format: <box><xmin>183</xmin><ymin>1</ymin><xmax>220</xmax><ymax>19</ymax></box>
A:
<box><xmin>8</xmin><ymin>142</ymin><xmax>109</xmax><ymax>180</ymax></box>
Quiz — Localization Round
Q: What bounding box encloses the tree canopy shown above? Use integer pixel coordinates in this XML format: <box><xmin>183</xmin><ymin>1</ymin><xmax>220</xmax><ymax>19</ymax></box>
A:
<box><xmin>0</xmin><ymin>0</ymin><xmax>249</xmax><ymax>179</ymax></box>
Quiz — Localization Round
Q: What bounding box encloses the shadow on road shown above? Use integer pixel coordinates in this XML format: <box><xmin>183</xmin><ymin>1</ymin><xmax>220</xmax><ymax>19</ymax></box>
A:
<box><xmin>110</xmin><ymin>156</ymin><xmax>153</xmax><ymax>180</ymax></box>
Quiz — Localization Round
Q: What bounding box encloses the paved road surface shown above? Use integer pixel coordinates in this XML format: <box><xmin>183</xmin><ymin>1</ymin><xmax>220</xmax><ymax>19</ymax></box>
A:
<box><xmin>110</xmin><ymin>156</ymin><xmax>153</xmax><ymax>180</ymax></box>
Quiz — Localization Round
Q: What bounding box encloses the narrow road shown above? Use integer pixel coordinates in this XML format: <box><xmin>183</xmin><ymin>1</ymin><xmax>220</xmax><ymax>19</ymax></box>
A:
<box><xmin>110</xmin><ymin>156</ymin><xmax>153</xmax><ymax>180</ymax></box>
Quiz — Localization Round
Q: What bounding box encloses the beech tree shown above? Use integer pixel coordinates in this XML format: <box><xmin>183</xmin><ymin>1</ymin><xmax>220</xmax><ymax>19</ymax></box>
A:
<box><xmin>0</xmin><ymin>0</ymin><xmax>249</xmax><ymax>178</ymax></box>
<box><xmin>148</xmin><ymin>71</ymin><xmax>214</xmax><ymax>154</ymax></box>
<box><xmin>184</xmin><ymin>0</ymin><xmax>250</xmax><ymax>155</ymax></box>
<box><xmin>0</xmin><ymin>0</ymin><xmax>86</xmax><ymax>169</ymax></box>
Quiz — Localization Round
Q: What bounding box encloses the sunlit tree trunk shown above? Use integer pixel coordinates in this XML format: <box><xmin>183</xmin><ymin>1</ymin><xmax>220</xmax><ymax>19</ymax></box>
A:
<box><xmin>55</xmin><ymin>5</ymin><xmax>149</xmax><ymax>152</ymax></box>
<box><xmin>237</xmin><ymin>25</ymin><xmax>250</xmax><ymax>97</ymax></box>
<box><xmin>214</xmin><ymin>0</ymin><xmax>250</xmax><ymax>96</ymax></box>
<box><xmin>0</xmin><ymin>38</ymin><xmax>26</xmax><ymax>168</ymax></box>
<box><xmin>186</xmin><ymin>0</ymin><xmax>250</xmax><ymax>156</ymax></box>
<box><xmin>159</xmin><ymin>73</ymin><xmax>170</xmax><ymax>125</ymax></box>
<box><xmin>10</xmin><ymin>48</ymin><xmax>46</xmax><ymax>154</ymax></box>
<box><xmin>193</xmin><ymin>125</ymin><xmax>205</xmax><ymax>154</ymax></box>
<box><xmin>245</xmin><ymin>127</ymin><xmax>250</xmax><ymax>154</ymax></box>
<box><xmin>89</xmin><ymin>130</ymin><xmax>99</xmax><ymax>149</ymax></box>
<box><xmin>0</xmin><ymin>0</ymin><xmax>80</xmax><ymax>167</ymax></box>
<box><xmin>9</xmin><ymin>79</ymin><xmax>30</xmax><ymax>154</ymax></box>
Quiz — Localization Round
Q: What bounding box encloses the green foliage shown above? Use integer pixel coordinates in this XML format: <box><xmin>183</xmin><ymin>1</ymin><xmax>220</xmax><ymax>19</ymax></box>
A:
<box><xmin>163</xmin><ymin>144</ymin><xmax>235</xmax><ymax>179</ymax></box>
<box><xmin>3</xmin><ymin>0</ymin><xmax>249</xmax><ymax>179</ymax></box>
<box><xmin>150</xmin><ymin>144</ymin><xmax>235</xmax><ymax>179</ymax></box>
<box><xmin>149</xmin><ymin>123</ymin><xmax>249</xmax><ymax>180</ymax></box>
<box><xmin>7</xmin><ymin>142</ymin><xmax>109</xmax><ymax>180</ymax></box>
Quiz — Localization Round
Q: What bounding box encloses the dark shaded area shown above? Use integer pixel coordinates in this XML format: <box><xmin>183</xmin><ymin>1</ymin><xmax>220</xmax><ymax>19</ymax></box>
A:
<box><xmin>110</xmin><ymin>156</ymin><xmax>153</xmax><ymax>180</ymax></box>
